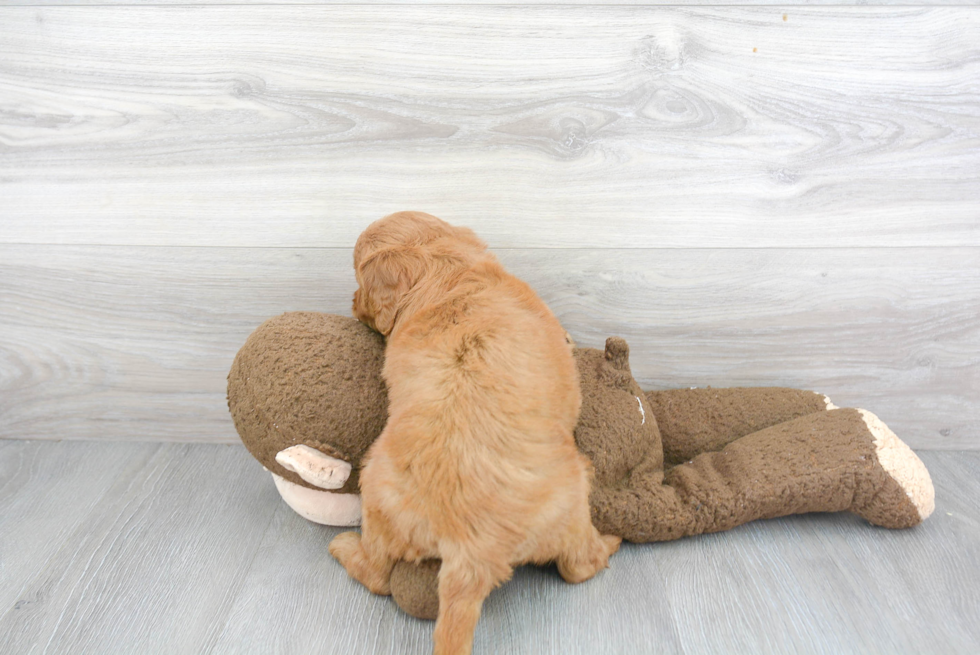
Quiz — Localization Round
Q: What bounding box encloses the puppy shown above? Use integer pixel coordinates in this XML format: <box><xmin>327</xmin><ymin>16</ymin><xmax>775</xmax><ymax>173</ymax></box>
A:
<box><xmin>329</xmin><ymin>211</ymin><xmax>620</xmax><ymax>655</ymax></box>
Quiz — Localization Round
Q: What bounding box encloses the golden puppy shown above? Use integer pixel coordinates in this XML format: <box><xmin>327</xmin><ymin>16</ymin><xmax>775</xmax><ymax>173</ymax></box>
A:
<box><xmin>329</xmin><ymin>211</ymin><xmax>620</xmax><ymax>655</ymax></box>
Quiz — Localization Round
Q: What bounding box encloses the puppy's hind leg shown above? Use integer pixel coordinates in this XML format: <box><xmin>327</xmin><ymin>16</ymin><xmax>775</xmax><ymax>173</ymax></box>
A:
<box><xmin>432</xmin><ymin>553</ymin><xmax>510</xmax><ymax>655</ymax></box>
<box><xmin>556</xmin><ymin>500</ymin><xmax>621</xmax><ymax>585</ymax></box>
<box><xmin>329</xmin><ymin>506</ymin><xmax>397</xmax><ymax>595</ymax></box>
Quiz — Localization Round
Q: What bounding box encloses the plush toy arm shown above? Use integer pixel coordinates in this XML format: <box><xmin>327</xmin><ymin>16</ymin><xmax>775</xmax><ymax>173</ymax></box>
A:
<box><xmin>645</xmin><ymin>387</ymin><xmax>834</xmax><ymax>467</ymax></box>
<box><xmin>591</xmin><ymin>408</ymin><xmax>934</xmax><ymax>542</ymax></box>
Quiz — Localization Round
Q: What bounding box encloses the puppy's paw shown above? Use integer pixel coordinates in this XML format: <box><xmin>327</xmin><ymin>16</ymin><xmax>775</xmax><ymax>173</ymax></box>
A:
<box><xmin>328</xmin><ymin>531</ymin><xmax>362</xmax><ymax>567</ymax></box>
<box><xmin>557</xmin><ymin>533</ymin><xmax>620</xmax><ymax>584</ymax></box>
<box><xmin>329</xmin><ymin>531</ymin><xmax>393</xmax><ymax>595</ymax></box>
<box><xmin>601</xmin><ymin>534</ymin><xmax>622</xmax><ymax>558</ymax></box>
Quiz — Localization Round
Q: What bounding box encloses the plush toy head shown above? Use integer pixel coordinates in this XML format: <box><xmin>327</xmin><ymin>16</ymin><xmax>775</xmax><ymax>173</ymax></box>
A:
<box><xmin>227</xmin><ymin>312</ymin><xmax>388</xmax><ymax>525</ymax></box>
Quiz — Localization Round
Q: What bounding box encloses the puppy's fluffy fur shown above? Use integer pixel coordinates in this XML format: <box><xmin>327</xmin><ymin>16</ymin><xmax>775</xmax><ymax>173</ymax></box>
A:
<box><xmin>330</xmin><ymin>212</ymin><xmax>620</xmax><ymax>655</ymax></box>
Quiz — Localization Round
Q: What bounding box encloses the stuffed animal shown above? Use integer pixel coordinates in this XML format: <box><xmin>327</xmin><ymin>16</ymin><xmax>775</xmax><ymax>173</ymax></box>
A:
<box><xmin>228</xmin><ymin>311</ymin><xmax>935</xmax><ymax>620</ymax></box>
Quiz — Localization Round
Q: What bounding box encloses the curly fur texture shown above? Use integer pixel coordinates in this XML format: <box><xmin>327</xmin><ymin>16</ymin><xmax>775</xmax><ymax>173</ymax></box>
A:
<box><xmin>330</xmin><ymin>212</ymin><xmax>620</xmax><ymax>655</ymax></box>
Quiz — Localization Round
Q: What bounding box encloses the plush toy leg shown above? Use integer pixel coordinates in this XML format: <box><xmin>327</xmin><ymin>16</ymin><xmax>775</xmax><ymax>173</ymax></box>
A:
<box><xmin>389</xmin><ymin>408</ymin><xmax>935</xmax><ymax>619</ymax></box>
<box><xmin>592</xmin><ymin>408</ymin><xmax>934</xmax><ymax>542</ymax></box>
<box><xmin>645</xmin><ymin>387</ymin><xmax>835</xmax><ymax>467</ymax></box>
<box><xmin>391</xmin><ymin>559</ymin><xmax>442</xmax><ymax>620</ymax></box>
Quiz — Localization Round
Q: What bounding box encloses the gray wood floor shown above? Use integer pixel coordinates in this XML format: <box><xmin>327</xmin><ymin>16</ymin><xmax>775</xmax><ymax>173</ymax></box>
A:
<box><xmin>0</xmin><ymin>439</ymin><xmax>976</xmax><ymax>654</ymax></box>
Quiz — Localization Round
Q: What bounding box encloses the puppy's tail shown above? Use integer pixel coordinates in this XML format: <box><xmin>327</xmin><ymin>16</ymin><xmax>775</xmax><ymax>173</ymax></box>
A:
<box><xmin>432</xmin><ymin>552</ymin><xmax>510</xmax><ymax>655</ymax></box>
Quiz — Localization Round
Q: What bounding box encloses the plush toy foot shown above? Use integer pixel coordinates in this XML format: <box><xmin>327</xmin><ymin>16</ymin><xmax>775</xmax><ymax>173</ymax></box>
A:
<box><xmin>851</xmin><ymin>410</ymin><xmax>935</xmax><ymax>528</ymax></box>
<box><xmin>328</xmin><ymin>531</ymin><xmax>393</xmax><ymax>596</ymax></box>
<box><xmin>391</xmin><ymin>559</ymin><xmax>441</xmax><ymax>620</ymax></box>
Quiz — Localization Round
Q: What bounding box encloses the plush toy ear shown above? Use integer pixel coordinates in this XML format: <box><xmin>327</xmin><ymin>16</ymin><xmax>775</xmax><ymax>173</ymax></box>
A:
<box><xmin>604</xmin><ymin>337</ymin><xmax>631</xmax><ymax>373</ymax></box>
<box><xmin>356</xmin><ymin>246</ymin><xmax>426</xmax><ymax>335</ymax></box>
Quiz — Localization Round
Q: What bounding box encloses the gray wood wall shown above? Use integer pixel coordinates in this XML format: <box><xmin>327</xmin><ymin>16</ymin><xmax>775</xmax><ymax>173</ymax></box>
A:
<box><xmin>1</xmin><ymin>5</ymin><xmax>977</xmax><ymax>449</ymax></box>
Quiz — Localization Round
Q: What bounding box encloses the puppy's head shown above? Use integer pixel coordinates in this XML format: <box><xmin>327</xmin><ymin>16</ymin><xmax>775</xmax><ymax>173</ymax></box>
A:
<box><xmin>353</xmin><ymin>211</ymin><xmax>485</xmax><ymax>335</ymax></box>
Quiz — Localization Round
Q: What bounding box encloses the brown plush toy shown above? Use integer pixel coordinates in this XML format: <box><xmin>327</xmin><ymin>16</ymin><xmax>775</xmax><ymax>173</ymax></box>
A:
<box><xmin>228</xmin><ymin>311</ymin><xmax>935</xmax><ymax>620</ymax></box>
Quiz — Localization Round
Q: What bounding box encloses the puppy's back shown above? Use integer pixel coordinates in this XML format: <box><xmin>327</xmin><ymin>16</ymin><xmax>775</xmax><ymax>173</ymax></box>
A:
<box><xmin>383</xmin><ymin>256</ymin><xmax>579</xmax><ymax>441</ymax></box>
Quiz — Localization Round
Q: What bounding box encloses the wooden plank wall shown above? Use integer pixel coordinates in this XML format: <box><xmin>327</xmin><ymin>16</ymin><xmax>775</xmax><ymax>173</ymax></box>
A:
<box><xmin>1</xmin><ymin>6</ymin><xmax>978</xmax><ymax>448</ymax></box>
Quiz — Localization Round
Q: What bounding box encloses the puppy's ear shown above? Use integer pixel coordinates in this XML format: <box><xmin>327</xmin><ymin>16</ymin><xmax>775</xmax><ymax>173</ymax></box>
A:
<box><xmin>358</xmin><ymin>246</ymin><xmax>425</xmax><ymax>335</ymax></box>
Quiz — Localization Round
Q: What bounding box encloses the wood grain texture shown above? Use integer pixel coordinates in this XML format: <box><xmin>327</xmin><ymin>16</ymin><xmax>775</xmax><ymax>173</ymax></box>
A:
<box><xmin>654</xmin><ymin>450</ymin><xmax>980</xmax><ymax>653</ymax></box>
<box><xmin>209</xmin><ymin>502</ymin><xmax>435</xmax><ymax>655</ymax></box>
<box><xmin>0</xmin><ymin>442</ymin><xmax>976</xmax><ymax>654</ymax></box>
<box><xmin>0</xmin><ymin>245</ymin><xmax>350</xmax><ymax>443</ymax></box>
<box><xmin>1</xmin><ymin>244</ymin><xmax>976</xmax><ymax>448</ymax></box>
<box><xmin>1</xmin><ymin>7</ymin><xmax>978</xmax><ymax>248</ymax></box>
<box><xmin>4</xmin><ymin>0</ymin><xmax>976</xmax><ymax>5</ymax></box>
<box><xmin>0</xmin><ymin>442</ymin><xmax>281</xmax><ymax>655</ymax></box>
<box><xmin>0</xmin><ymin>440</ymin><xmax>159</xmax><ymax>618</ymax></box>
